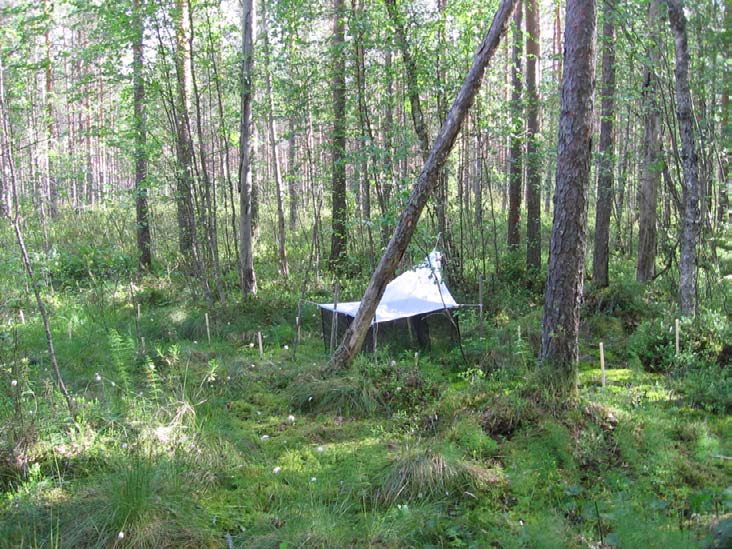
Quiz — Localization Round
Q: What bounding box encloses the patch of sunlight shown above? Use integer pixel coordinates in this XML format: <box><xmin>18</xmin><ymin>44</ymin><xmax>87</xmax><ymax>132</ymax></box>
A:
<box><xmin>169</xmin><ymin>309</ymin><xmax>188</xmax><ymax>323</ymax></box>
<box><xmin>579</xmin><ymin>368</ymin><xmax>634</xmax><ymax>385</ymax></box>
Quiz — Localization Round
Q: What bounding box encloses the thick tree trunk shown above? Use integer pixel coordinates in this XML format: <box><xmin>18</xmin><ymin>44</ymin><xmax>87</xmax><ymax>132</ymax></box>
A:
<box><xmin>262</xmin><ymin>0</ymin><xmax>289</xmax><ymax>279</ymax></box>
<box><xmin>239</xmin><ymin>0</ymin><xmax>257</xmax><ymax>295</ymax></box>
<box><xmin>540</xmin><ymin>0</ymin><xmax>596</xmax><ymax>391</ymax></box>
<box><xmin>636</xmin><ymin>0</ymin><xmax>662</xmax><ymax>282</ymax></box>
<box><xmin>591</xmin><ymin>0</ymin><xmax>616</xmax><ymax>288</ymax></box>
<box><xmin>329</xmin><ymin>0</ymin><xmax>348</xmax><ymax>273</ymax></box>
<box><xmin>507</xmin><ymin>3</ymin><xmax>523</xmax><ymax>250</ymax></box>
<box><xmin>668</xmin><ymin>0</ymin><xmax>701</xmax><ymax>316</ymax></box>
<box><xmin>525</xmin><ymin>0</ymin><xmax>541</xmax><ymax>270</ymax></box>
<box><xmin>132</xmin><ymin>0</ymin><xmax>152</xmax><ymax>271</ymax></box>
<box><xmin>330</xmin><ymin>0</ymin><xmax>518</xmax><ymax>371</ymax></box>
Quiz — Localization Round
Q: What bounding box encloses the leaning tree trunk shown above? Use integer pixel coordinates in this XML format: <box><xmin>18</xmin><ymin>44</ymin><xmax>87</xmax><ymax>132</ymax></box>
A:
<box><xmin>636</xmin><ymin>0</ymin><xmax>662</xmax><ymax>282</ymax></box>
<box><xmin>239</xmin><ymin>0</ymin><xmax>257</xmax><ymax>295</ymax></box>
<box><xmin>132</xmin><ymin>0</ymin><xmax>152</xmax><ymax>271</ymax></box>
<box><xmin>330</xmin><ymin>0</ymin><xmax>518</xmax><ymax>371</ymax></box>
<box><xmin>525</xmin><ymin>0</ymin><xmax>541</xmax><ymax>271</ymax></box>
<box><xmin>329</xmin><ymin>0</ymin><xmax>348</xmax><ymax>273</ymax></box>
<box><xmin>591</xmin><ymin>0</ymin><xmax>616</xmax><ymax>288</ymax></box>
<box><xmin>540</xmin><ymin>0</ymin><xmax>596</xmax><ymax>392</ymax></box>
<box><xmin>506</xmin><ymin>2</ymin><xmax>523</xmax><ymax>250</ymax></box>
<box><xmin>667</xmin><ymin>0</ymin><xmax>700</xmax><ymax>317</ymax></box>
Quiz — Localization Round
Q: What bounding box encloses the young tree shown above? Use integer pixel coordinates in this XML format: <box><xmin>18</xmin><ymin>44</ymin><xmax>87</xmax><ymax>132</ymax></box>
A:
<box><xmin>329</xmin><ymin>0</ymin><xmax>348</xmax><ymax>273</ymax></box>
<box><xmin>239</xmin><ymin>0</ymin><xmax>257</xmax><ymax>295</ymax></box>
<box><xmin>132</xmin><ymin>0</ymin><xmax>152</xmax><ymax>271</ymax></box>
<box><xmin>540</xmin><ymin>0</ymin><xmax>596</xmax><ymax>391</ymax></box>
<box><xmin>667</xmin><ymin>0</ymin><xmax>700</xmax><ymax>316</ymax></box>
<box><xmin>525</xmin><ymin>0</ymin><xmax>541</xmax><ymax>271</ymax></box>
<box><xmin>506</xmin><ymin>2</ymin><xmax>523</xmax><ymax>250</ymax></box>
<box><xmin>591</xmin><ymin>0</ymin><xmax>616</xmax><ymax>288</ymax></box>
<box><xmin>330</xmin><ymin>0</ymin><xmax>518</xmax><ymax>371</ymax></box>
<box><xmin>636</xmin><ymin>0</ymin><xmax>662</xmax><ymax>282</ymax></box>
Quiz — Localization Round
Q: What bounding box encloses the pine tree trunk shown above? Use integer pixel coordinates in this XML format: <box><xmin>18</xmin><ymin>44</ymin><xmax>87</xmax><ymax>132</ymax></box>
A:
<box><xmin>507</xmin><ymin>3</ymin><xmax>523</xmax><ymax>250</ymax></box>
<box><xmin>636</xmin><ymin>0</ymin><xmax>662</xmax><ymax>282</ymax></box>
<box><xmin>132</xmin><ymin>0</ymin><xmax>152</xmax><ymax>271</ymax></box>
<box><xmin>668</xmin><ymin>0</ymin><xmax>701</xmax><ymax>316</ymax></box>
<box><xmin>239</xmin><ymin>0</ymin><xmax>257</xmax><ymax>295</ymax></box>
<box><xmin>330</xmin><ymin>0</ymin><xmax>518</xmax><ymax>371</ymax></box>
<box><xmin>329</xmin><ymin>0</ymin><xmax>348</xmax><ymax>273</ymax></box>
<box><xmin>540</xmin><ymin>0</ymin><xmax>596</xmax><ymax>391</ymax></box>
<box><xmin>591</xmin><ymin>0</ymin><xmax>616</xmax><ymax>288</ymax></box>
<box><xmin>525</xmin><ymin>0</ymin><xmax>541</xmax><ymax>270</ymax></box>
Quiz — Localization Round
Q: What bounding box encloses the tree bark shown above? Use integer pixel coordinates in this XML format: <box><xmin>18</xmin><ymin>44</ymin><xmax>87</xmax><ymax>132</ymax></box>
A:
<box><xmin>329</xmin><ymin>0</ymin><xmax>348</xmax><ymax>273</ymax></box>
<box><xmin>636</xmin><ymin>0</ymin><xmax>662</xmax><ymax>282</ymax></box>
<box><xmin>667</xmin><ymin>0</ymin><xmax>701</xmax><ymax>317</ymax></box>
<box><xmin>591</xmin><ymin>0</ymin><xmax>616</xmax><ymax>288</ymax></box>
<box><xmin>132</xmin><ymin>0</ymin><xmax>152</xmax><ymax>271</ymax></box>
<box><xmin>507</xmin><ymin>3</ymin><xmax>523</xmax><ymax>250</ymax></box>
<box><xmin>330</xmin><ymin>0</ymin><xmax>518</xmax><ymax>371</ymax></box>
<box><xmin>525</xmin><ymin>0</ymin><xmax>541</xmax><ymax>270</ymax></box>
<box><xmin>239</xmin><ymin>0</ymin><xmax>257</xmax><ymax>295</ymax></box>
<box><xmin>262</xmin><ymin>0</ymin><xmax>289</xmax><ymax>279</ymax></box>
<box><xmin>540</xmin><ymin>0</ymin><xmax>596</xmax><ymax>391</ymax></box>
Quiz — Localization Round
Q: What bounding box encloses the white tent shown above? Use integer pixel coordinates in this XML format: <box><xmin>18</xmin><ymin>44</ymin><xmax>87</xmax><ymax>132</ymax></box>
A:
<box><xmin>318</xmin><ymin>251</ymin><xmax>460</xmax><ymax>352</ymax></box>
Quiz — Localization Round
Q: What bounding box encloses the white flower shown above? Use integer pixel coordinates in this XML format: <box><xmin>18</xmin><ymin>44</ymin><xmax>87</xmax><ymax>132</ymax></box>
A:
<box><xmin>249</xmin><ymin>342</ymin><xmax>255</xmax><ymax>348</ymax></box>
<box><xmin>95</xmin><ymin>373</ymin><xmax>102</xmax><ymax>382</ymax></box>
<box><xmin>148</xmin><ymin>363</ymin><xmax>155</xmax><ymax>370</ymax></box>
<box><xmin>308</xmin><ymin>396</ymin><xmax>313</xmax><ymax>402</ymax></box>
<box><xmin>10</xmin><ymin>380</ymin><xmax>17</xmax><ymax>387</ymax></box>
<box><xmin>256</xmin><ymin>411</ymin><xmax>262</xmax><ymax>416</ymax></box>
<box><xmin>283</xmin><ymin>345</ymin><xmax>289</xmax><ymax>350</ymax></box>
<box><xmin>121</xmin><ymin>443</ymin><xmax>128</xmax><ymax>449</ymax></box>
<box><xmin>396</xmin><ymin>386</ymin><xmax>402</xmax><ymax>392</ymax></box>
<box><xmin>311</xmin><ymin>477</ymin><xmax>317</xmax><ymax>482</ymax></box>
<box><xmin>250</xmin><ymin>364</ymin><xmax>256</xmax><ymax>369</ymax></box>
<box><xmin>389</xmin><ymin>360</ymin><xmax>396</xmax><ymax>367</ymax></box>
<box><xmin>110</xmin><ymin>381</ymin><xmax>116</xmax><ymax>387</ymax></box>
<box><xmin>260</xmin><ymin>434</ymin><xmax>270</xmax><ymax>440</ymax></box>
<box><xmin>287</xmin><ymin>414</ymin><xmax>296</xmax><ymax>423</ymax></box>
<box><xmin>316</xmin><ymin>446</ymin><xmax>324</xmax><ymax>453</ymax></box>
<box><xmin>193</xmin><ymin>341</ymin><xmax>198</xmax><ymax>344</ymax></box>
<box><xmin>117</xmin><ymin>531</ymin><xmax>125</xmax><ymax>540</ymax></box>
<box><xmin>272</xmin><ymin>466</ymin><xmax>281</xmax><ymax>474</ymax></box>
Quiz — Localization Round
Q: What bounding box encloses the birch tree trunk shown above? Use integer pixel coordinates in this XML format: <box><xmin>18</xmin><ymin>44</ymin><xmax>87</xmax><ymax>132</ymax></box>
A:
<box><xmin>540</xmin><ymin>0</ymin><xmax>596</xmax><ymax>391</ymax></box>
<box><xmin>330</xmin><ymin>0</ymin><xmax>518</xmax><ymax>371</ymax></box>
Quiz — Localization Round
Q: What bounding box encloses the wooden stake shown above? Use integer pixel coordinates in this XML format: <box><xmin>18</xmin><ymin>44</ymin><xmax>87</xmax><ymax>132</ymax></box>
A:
<box><xmin>600</xmin><ymin>342</ymin><xmax>605</xmax><ymax>388</ymax></box>
<box><xmin>517</xmin><ymin>325</ymin><xmax>521</xmax><ymax>344</ymax></box>
<box><xmin>205</xmin><ymin>313</ymin><xmax>211</xmax><ymax>344</ymax></box>
<box><xmin>415</xmin><ymin>352</ymin><xmax>419</xmax><ymax>367</ymax></box>
<box><xmin>257</xmin><ymin>331</ymin><xmax>263</xmax><ymax>356</ymax></box>
<box><xmin>330</xmin><ymin>283</ymin><xmax>340</xmax><ymax>353</ymax></box>
<box><xmin>675</xmin><ymin>319</ymin><xmax>680</xmax><ymax>355</ymax></box>
<box><xmin>478</xmin><ymin>277</ymin><xmax>484</xmax><ymax>338</ymax></box>
<box><xmin>18</xmin><ymin>309</ymin><xmax>25</xmax><ymax>324</ymax></box>
<box><xmin>137</xmin><ymin>303</ymin><xmax>141</xmax><ymax>321</ymax></box>
<box><xmin>141</xmin><ymin>336</ymin><xmax>146</xmax><ymax>354</ymax></box>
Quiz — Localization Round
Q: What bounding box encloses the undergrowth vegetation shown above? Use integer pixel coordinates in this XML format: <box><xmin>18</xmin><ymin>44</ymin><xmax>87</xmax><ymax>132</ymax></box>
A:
<box><xmin>0</xmin><ymin>208</ymin><xmax>730</xmax><ymax>548</ymax></box>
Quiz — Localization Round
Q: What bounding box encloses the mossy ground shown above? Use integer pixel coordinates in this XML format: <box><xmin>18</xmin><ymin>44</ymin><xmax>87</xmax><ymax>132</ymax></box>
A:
<box><xmin>0</xmin><ymin>214</ymin><xmax>730</xmax><ymax>548</ymax></box>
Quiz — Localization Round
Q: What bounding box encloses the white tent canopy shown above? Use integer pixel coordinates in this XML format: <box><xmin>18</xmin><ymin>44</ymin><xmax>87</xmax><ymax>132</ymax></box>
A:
<box><xmin>318</xmin><ymin>251</ymin><xmax>459</xmax><ymax>324</ymax></box>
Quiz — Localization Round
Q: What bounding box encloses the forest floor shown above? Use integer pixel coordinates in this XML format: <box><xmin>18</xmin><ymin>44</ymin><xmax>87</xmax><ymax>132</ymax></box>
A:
<box><xmin>0</xmin><ymin>221</ymin><xmax>731</xmax><ymax>548</ymax></box>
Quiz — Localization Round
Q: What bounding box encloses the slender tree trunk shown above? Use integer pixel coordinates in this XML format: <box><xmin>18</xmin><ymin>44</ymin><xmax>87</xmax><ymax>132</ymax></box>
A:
<box><xmin>174</xmin><ymin>0</ymin><xmax>196</xmax><ymax>258</ymax></box>
<box><xmin>720</xmin><ymin>0</ymin><xmax>731</xmax><ymax>225</ymax></box>
<box><xmin>636</xmin><ymin>0</ymin><xmax>662</xmax><ymax>282</ymax></box>
<box><xmin>540</xmin><ymin>0</ymin><xmax>596</xmax><ymax>392</ymax></box>
<box><xmin>0</xmin><ymin>56</ymin><xmax>74</xmax><ymax>420</ymax></box>
<box><xmin>132</xmin><ymin>0</ymin><xmax>152</xmax><ymax>271</ymax></box>
<box><xmin>44</xmin><ymin>0</ymin><xmax>58</xmax><ymax>219</ymax></box>
<box><xmin>668</xmin><ymin>0</ymin><xmax>701</xmax><ymax>316</ymax></box>
<box><xmin>525</xmin><ymin>0</ymin><xmax>541</xmax><ymax>270</ymax></box>
<box><xmin>330</xmin><ymin>0</ymin><xmax>518</xmax><ymax>371</ymax></box>
<box><xmin>262</xmin><ymin>0</ymin><xmax>289</xmax><ymax>279</ymax></box>
<box><xmin>507</xmin><ymin>3</ymin><xmax>523</xmax><ymax>250</ymax></box>
<box><xmin>288</xmin><ymin>115</ymin><xmax>298</xmax><ymax>229</ymax></box>
<box><xmin>329</xmin><ymin>0</ymin><xmax>348</xmax><ymax>273</ymax></box>
<box><xmin>591</xmin><ymin>0</ymin><xmax>616</xmax><ymax>288</ymax></box>
<box><xmin>239</xmin><ymin>0</ymin><xmax>257</xmax><ymax>295</ymax></box>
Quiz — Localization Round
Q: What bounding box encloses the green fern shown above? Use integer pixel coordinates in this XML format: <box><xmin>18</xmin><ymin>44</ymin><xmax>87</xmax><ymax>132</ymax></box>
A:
<box><xmin>108</xmin><ymin>329</ymin><xmax>135</xmax><ymax>392</ymax></box>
